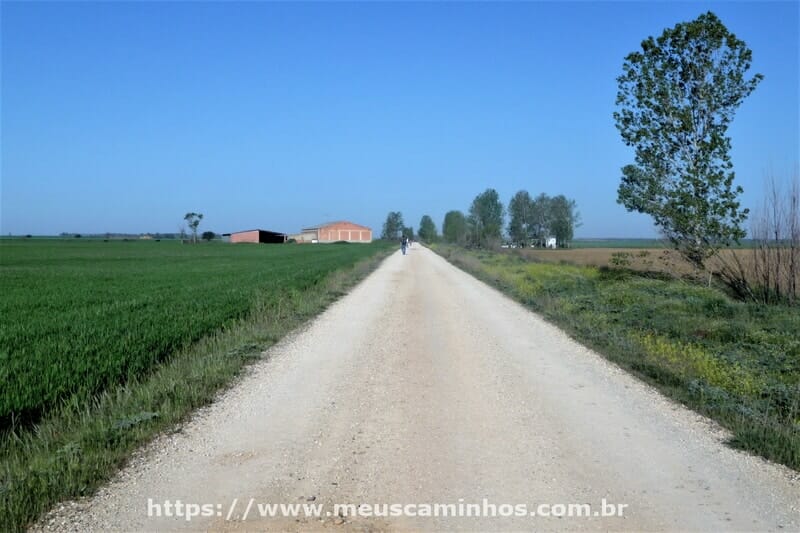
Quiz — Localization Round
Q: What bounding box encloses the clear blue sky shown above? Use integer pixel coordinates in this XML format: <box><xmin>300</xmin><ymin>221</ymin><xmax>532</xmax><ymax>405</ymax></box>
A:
<box><xmin>2</xmin><ymin>1</ymin><xmax>797</xmax><ymax>238</ymax></box>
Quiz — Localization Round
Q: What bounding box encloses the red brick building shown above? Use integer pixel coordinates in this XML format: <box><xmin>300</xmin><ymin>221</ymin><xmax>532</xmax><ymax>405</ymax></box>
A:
<box><xmin>294</xmin><ymin>221</ymin><xmax>372</xmax><ymax>243</ymax></box>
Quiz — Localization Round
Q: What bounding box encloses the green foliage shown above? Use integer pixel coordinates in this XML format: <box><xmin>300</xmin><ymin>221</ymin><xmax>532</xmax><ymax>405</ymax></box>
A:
<box><xmin>435</xmin><ymin>244</ymin><xmax>800</xmax><ymax>470</ymax></box>
<box><xmin>529</xmin><ymin>193</ymin><xmax>552</xmax><ymax>246</ymax></box>
<box><xmin>183</xmin><ymin>212</ymin><xmax>203</xmax><ymax>243</ymax></box>
<box><xmin>201</xmin><ymin>231</ymin><xmax>215</xmax><ymax>241</ymax></box>
<box><xmin>112</xmin><ymin>411</ymin><xmax>159</xmax><ymax>431</ymax></box>
<box><xmin>610</xmin><ymin>251</ymin><xmax>633</xmax><ymax>268</ymax></box>
<box><xmin>381</xmin><ymin>211</ymin><xmax>404</xmax><ymax>240</ymax></box>
<box><xmin>614</xmin><ymin>11</ymin><xmax>762</xmax><ymax>268</ymax></box>
<box><xmin>0</xmin><ymin>240</ymin><xmax>390</xmax><ymax>428</ymax></box>
<box><xmin>507</xmin><ymin>192</ymin><xmax>579</xmax><ymax>248</ymax></box>
<box><xmin>549</xmin><ymin>195</ymin><xmax>581</xmax><ymax>247</ymax></box>
<box><xmin>467</xmin><ymin>188</ymin><xmax>504</xmax><ymax>248</ymax></box>
<box><xmin>508</xmin><ymin>190</ymin><xmax>534</xmax><ymax>246</ymax></box>
<box><xmin>442</xmin><ymin>210</ymin><xmax>468</xmax><ymax>244</ymax></box>
<box><xmin>418</xmin><ymin>215</ymin><xmax>437</xmax><ymax>243</ymax></box>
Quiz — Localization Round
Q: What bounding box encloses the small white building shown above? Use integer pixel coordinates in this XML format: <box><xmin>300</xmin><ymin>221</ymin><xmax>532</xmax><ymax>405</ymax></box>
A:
<box><xmin>546</xmin><ymin>237</ymin><xmax>557</xmax><ymax>249</ymax></box>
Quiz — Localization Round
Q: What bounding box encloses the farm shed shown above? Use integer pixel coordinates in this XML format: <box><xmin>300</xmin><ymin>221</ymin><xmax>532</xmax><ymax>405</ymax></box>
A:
<box><xmin>293</xmin><ymin>221</ymin><xmax>372</xmax><ymax>243</ymax></box>
<box><xmin>224</xmin><ymin>229</ymin><xmax>286</xmax><ymax>244</ymax></box>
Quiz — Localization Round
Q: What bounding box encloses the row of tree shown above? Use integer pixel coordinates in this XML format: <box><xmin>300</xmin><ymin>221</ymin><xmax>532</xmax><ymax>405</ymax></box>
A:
<box><xmin>507</xmin><ymin>191</ymin><xmax>580</xmax><ymax>247</ymax></box>
<box><xmin>381</xmin><ymin>189</ymin><xmax>580</xmax><ymax>249</ymax></box>
<box><xmin>438</xmin><ymin>189</ymin><xmax>580</xmax><ymax>248</ymax></box>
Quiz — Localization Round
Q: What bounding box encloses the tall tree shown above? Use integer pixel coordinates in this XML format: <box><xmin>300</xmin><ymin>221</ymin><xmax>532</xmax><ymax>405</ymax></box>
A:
<box><xmin>184</xmin><ymin>212</ymin><xmax>203</xmax><ymax>244</ymax></box>
<box><xmin>381</xmin><ymin>211</ymin><xmax>404</xmax><ymax>240</ymax></box>
<box><xmin>418</xmin><ymin>215</ymin><xmax>438</xmax><ymax>243</ymax></box>
<box><xmin>549</xmin><ymin>195</ymin><xmax>581</xmax><ymax>248</ymax></box>
<box><xmin>614</xmin><ymin>11</ymin><xmax>762</xmax><ymax>268</ymax></box>
<box><xmin>442</xmin><ymin>210</ymin><xmax>468</xmax><ymax>244</ymax></box>
<box><xmin>468</xmin><ymin>188</ymin><xmax>504</xmax><ymax>248</ymax></box>
<box><xmin>508</xmin><ymin>190</ymin><xmax>534</xmax><ymax>246</ymax></box>
<box><xmin>529</xmin><ymin>193</ymin><xmax>552</xmax><ymax>247</ymax></box>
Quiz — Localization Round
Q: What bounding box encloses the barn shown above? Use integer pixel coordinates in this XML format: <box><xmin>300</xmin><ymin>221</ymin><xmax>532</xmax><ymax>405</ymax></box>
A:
<box><xmin>224</xmin><ymin>229</ymin><xmax>286</xmax><ymax>244</ymax></box>
<box><xmin>293</xmin><ymin>221</ymin><xmax>372</xmax><ymax>243</ymax></box>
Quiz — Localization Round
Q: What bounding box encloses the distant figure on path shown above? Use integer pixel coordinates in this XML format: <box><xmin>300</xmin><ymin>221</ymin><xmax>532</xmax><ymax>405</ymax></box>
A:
<box><xmin>401</xmin><ymin>236</ymin><xmax>408</xmax><ymax>255</ymax></box>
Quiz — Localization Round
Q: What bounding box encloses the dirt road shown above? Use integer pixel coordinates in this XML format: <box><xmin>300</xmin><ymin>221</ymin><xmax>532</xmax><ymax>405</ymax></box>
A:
<box><xmin>40</xmin><ymin>245</ymin><xmax>799</xmax><ymax>531</ymax></box>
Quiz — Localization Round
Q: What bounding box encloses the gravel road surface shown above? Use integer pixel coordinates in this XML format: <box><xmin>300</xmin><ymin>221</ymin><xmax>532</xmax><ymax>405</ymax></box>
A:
<box><xmin>37</xmin><ymin>245</ymin><xmax>799</xmax><ymax>531</ymax></box>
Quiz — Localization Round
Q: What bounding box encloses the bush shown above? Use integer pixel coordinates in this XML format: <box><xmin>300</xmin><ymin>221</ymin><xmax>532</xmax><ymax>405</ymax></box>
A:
<box><xmin>610</xmin><ymin>251</ymin><xmax>632</xmax><ymax>268</ymax></box>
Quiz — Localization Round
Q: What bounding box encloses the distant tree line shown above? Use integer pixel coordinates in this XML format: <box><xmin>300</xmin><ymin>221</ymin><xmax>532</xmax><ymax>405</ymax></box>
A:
<box><xmin>56</xmin><ymin>232</ymin><xmax>192</xmax><ymax>240</ymax></box>
<box><xmin>379</xmin><ymin>188</ymin><xmax>580</xmax><ymax>249</ymax></box>
<box><xmin>51</xmin><ymin>231</ymin><xmax>218</xmax><ymax>241</ymax></box>
<box><xmin>436</xmin><ymin>189</ymin><xmax>579</xmax><ymax>249</ymax></box>
<box><xmin>506</xmin><ymin>191</ymin><xmax>580</xmax><ymax>248</ymax></box>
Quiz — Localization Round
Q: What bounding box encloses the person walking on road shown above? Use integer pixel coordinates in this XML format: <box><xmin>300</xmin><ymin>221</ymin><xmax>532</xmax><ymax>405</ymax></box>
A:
<box><xmin>401</xmin><ymin>236</ymin><xmax>408</xmax><ymax>255</ymax></box>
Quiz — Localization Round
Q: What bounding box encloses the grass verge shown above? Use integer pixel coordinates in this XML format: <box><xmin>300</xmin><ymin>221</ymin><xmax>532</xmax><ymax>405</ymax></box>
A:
<box><xmin>432</xmin><ymin>244</ymin><xmax>800</xmax><ymax>471</ymax></box>
<box><xmin>0</xmin><ymin>246</ymin><xmax>392</xmax><ymax>532</ymax></box>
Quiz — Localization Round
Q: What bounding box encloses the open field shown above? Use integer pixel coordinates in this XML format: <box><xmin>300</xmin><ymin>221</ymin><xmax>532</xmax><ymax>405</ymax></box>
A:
<box><xmin>516</xmin><ymin>246</ymin><xmax>799</xmax><ymax>300</ymax></box>
<box><xmin>0</xmin><ymin>240</ymin><xmax>390</xmax><ymax>427</ymax></box>
<box><xmin>433</xmin><ymin>244</ymin><xmax>800</xmax><ymax>471</ymax></box>
<box><xmin>570</xmin><ymin>238</ymin><xmax>757</xmax><ymax>249</ymax></box>
<box><xmin>519</xmin><ymin>246</ymin><xmax>687</xmax><ymax>271</ymax></box>
<box><xmin>570</xmin><ymin>238</ymin><xmax>666</xmax><ymax>248</ymax></box>
<box><xmin>0</xmin><ymin>239</ymin><xmax>392</xmax><ymax>531</ymax></box>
